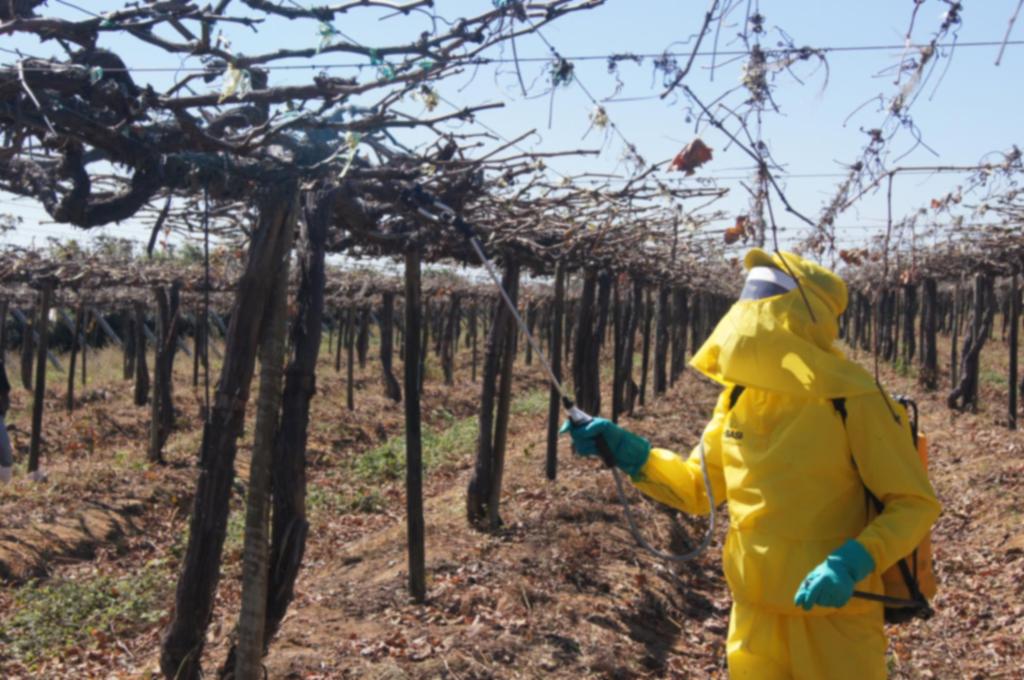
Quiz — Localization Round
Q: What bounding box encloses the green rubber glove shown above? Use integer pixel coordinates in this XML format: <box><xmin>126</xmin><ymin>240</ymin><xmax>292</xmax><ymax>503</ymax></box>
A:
<box><xmin>794</xmin><ymin>539</ymin><xmax>875</xmax><ymax>611</ymax></box>
<box><xmin>559</xmin><ymin>417</ymin><xmax>651</xmax><ymax>477</ymax></box>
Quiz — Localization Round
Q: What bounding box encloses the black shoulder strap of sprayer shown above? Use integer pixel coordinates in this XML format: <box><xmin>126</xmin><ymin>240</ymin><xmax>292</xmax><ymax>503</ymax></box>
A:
<box><xmin>833</xmin><ymin>396</ymin><xmax>930</xmax><ymax>615</ymax></box>
<box><xmin>728</xmin><ymin>385</ymin><xmax>745</xmax><ymax>410</ymax></box>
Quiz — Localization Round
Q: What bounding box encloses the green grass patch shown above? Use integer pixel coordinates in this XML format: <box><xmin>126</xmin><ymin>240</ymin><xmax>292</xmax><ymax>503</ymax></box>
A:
<box><xmin>981</xmin><ymin>368</ymin><xmax>1008</xmax><ymax>387</ymax></box>
<box><xmin>891</xmin><ymin>356</ymin><xmax>917</xmax><ymax>378</ymax></box>
<box><xmin>354</xmin><ymin>389</ymin><xmax>548</xmax><ymax>481</ymax></box>
<box><xmin>0</xmin><ymin>561</ymin><xmax>171</xmax><ymax>668</ymax></box>
<box><xmin>511</xmin><ymin>388</ymin><xmax>549</xmax><ymax>416</ymax></box>
<box><xmin>307</xmin><ymin>482</ymin><xmax>384</xmax><ymax>515</ymax></box>
<box><xmin>355</xmin><ymin>411</ymin><xmax>477</xmax><ymax>481</ymax></box>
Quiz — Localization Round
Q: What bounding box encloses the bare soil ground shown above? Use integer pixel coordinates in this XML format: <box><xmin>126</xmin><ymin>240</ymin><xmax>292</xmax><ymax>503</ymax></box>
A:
<box><xmin>0</xmin><ymin>327</ymin><xmax>1022</xmax><ymax>679</ymax></box>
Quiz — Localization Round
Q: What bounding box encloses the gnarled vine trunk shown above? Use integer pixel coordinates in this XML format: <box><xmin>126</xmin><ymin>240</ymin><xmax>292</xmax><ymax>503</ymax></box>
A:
<box><xmin>160</xmin><ymin>183</ymin><xmax>298</xmax><ymax>680</ymax></box>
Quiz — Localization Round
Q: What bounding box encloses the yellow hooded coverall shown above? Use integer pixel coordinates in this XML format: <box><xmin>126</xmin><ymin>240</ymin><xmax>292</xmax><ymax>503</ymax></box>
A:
<box><xmin>632</xmin><ymin>249</ymin><xmax>940</xmax><ymax>679</ymax></box>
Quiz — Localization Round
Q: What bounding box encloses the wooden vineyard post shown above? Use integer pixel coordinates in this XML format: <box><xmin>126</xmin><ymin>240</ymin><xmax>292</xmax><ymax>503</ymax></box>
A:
<box><xmin>689</xmin><ymin>291</ymin><xmax>701</xmax><ymax>354</ymax></box>
<box><xmin>611</xmin><ymin>278</ymin><xmax>623</xmax><ymax>422</ymax></box>
<box><xmin>903</xmin><ymin>282</ymin><xmax>917</xmax><ymax>367</ymax></box>
<box><xmin>404</xmin><ymin>246</ymin><xmax>426</xmax><ymax>601</ymax></box>
<box><xmin>861</xmin><ymin>292</ymin><xmax>873</xmax><ymax>352</ymax></box>
<box><xmin>618</xmin><ymin>280</ymin><xmax>642</xmax><ymax>416</ymax></box>
<box><xmin>1009</xmin><ymin>269</ymin><xmax>1019</xmax><ymax>430</ymax></box>
<box><xmin>123</xmin><ymin>308</ymin><xmax>135</xmax><ymax>380</ymax></box>
<box><xmin>0</xmin><ymin>300</ymin><xmax>6</xmax><ymax>368</ymax></box>
<box><xmin>236</xmin><ymin>198</ymin><xmax>293</xmax><ymax>680</ymax></box>
<box><xmin>397</xmin><ymin>310</ymin><xmax>404</xmax><ymax>363</ymax></box>
<box><xmin>546</xmin><ymin>262</ymin><xmax>565</xmax><ymax>481</ymax></box>
<box><xmin>670</xmin><ymin>287</ymin><xmax>688</xmax><ymax>386</ymax></box>
<box><xmin>19</xmin><ymin>307</ymin><xmax>32</xmax><ymax>391</ymax></box>
<box><xmin>161</xmin><ymin>184</ymin><xmax>297</xmax><ymax>680</ymax></box>
<box><xmin>378</xmin><ymin>293</ymin><xmax>402</xmax><ymax>402</ymax></box>
<box><xmin>950</xmin><ymin>282</ymin><xmax>960</xmax><ymax>385</ymax></box>
<box><xmin>572</xmin><ymin>271</ymin><xmax>600</xmax><ymax>414</ymax></box>
<box><xmin>224</xmin><ymin>188</ymin><xmax>329</xmax><ymax>678</ymax></box>
<box><xmin>261</xmin><ymin>190</ymin><xmax>328</xmax><ymax>655</ymax></box>
<box><xmin>890</xmin><ymin>288</ymin><xmax>900</xmax><ymax>366</ymax></box>
<box><xmin>357</xmin><ymin>307</ymin><xmax>369</xmax><ymax>369</ymax></box>
<box><xmin>487</xmin><ymin>261</ymin><xmax>520</xmax><ymax>531</ymax></box>
<box><xmin>133</xmin><ymin>302</ymin><xmax>149</xmax><ymax>406</ymax></box>
<box><xmin>919</xmin><ymin>278</ymin><xmax>939</xmax><ymax>390</ymax></box>
<box><xmin>27</xmin><ymin>282</ymin><xmax>51</xmax><ymax>475</ymax></box>
<box><xmin>469</xmin><ymin>303</ymin><xmax>478</xmax><ymax>381</ymax></box>
<box><xmin>585</xmin><ymin>273</ymin><xmax>610</xmax><ymax>413</ymax></box>
<box><xmin>346</xmin><ymin>309</ymin><xmax>356</xmax><ymax>411</ymax></box>
<box><xmin>431</xmin><ymin>297</ymin><xmax>443</xmax><ymax>358</ymax></box>
<box><xmin>420</xmin><ymin>297</ymin><xmax>431</xmax><ymax>384</ymax></box>
<box><xmin>564</xmin><ymin>294</ymin><xmax>574</xmax><ymax>366</ymax></box>
<box><xmin>149</xmin><ymin>283</ymin><xmax>180</xmax><ymax>464</ymax></box>
<box><xmin>80</xmin><ymin>308</ymin><xmax>87</xmax><ymax>386</ymax></box>
<box><xmin>467</xmin><ymin>259</ymin><xmax>519</xmax><ymax>528</ymax></box>
<box><xmin>0</xmin><ymin>299</ymin><xmax>7</xmax><ymax>356</ymax></box>
<box><xmin>441</xmin><ymin>293</ymin><xmax>460</xmax><ymax>385</ymax></box>
<box><xmin>192</xmin><ymin>309</ymin><xmax>200</xmax><ymax>388</ymax></box>
<box><xmin>639</xmin><ymin>287</ymin><xmax>652</xmax><ymax>407</ymax></box>
<box><xmin>654</xmin><ymin>284</ymin><xmax>669</xmax><ymax>396</ymax></box>
<box><xmin>66</xmin><ymin>303</ymin><xmax>84</xmax><ymax>412</ymax></box>
<box><xmin>948</xmin><ymin>273</ymin><xmax>994</xmax><ymax>412</ymax></box>
<box><xmin>334</xmin><ymin>309</ymin><xmax>343</xmax><ymax>373</ymax></box>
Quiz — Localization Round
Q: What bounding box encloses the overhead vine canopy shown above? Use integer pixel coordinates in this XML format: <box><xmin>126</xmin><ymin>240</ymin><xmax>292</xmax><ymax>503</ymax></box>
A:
<box><xmin>0</xmin><ymin>0</ymin><xmax>745</xmax><ymax>289</ymax></box>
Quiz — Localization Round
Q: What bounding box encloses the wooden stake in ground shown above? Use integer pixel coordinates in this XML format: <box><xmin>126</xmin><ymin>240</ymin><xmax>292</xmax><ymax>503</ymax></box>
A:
<box><xmin>467</xmin><ymin>259</ymin><xmax>519</xmax><ymax>528</ymax></box>
<box><xmin>573</xmin><ymin>271</ymin><xmax>602</xmax><ymax>414</ymax></box>
<box><xmin>639</xmin><ymin>286</ymin><xmax>652</xmax><ymax>407</ymax></box>
<box><xmin>948</xmin><ymin>273</ymin><xmax>994</xmax><ymax>412</ymax></box>
<box><xmin>346</xmin><ymin>308</ymin><xmax>356</xmax><ymax>411</ymax></box>
<box><xmin>133</xmin><ymin>302</ymin><xmax>149</xmax><ymax>406</ymax></box>
<box><xmin>67</xmin><ymin>304</ymin><xmax>84</xmax><ymax>412</ymax></box>
<box><xmin>27</xmin><ymin>283</ymin><xmax>51</xmax><ymax>475</ymax></box>
<box><xmin>487</xmin><ymin>261</ymin><xmax>520</xmax><ymax>531</ymax></box>
<box><xmin>357</xmin><ymin>307</ymin><xmax>369</xmax><ymax>369</ymax></box>
<box><xmin>1009</xmin><ymin>269</ymin><xmax>1019</xmax><ymax>430</ymax></box>
<box><xmin>670</xmin><ymin>287</ymin><xmax>688</xmax><ymax>386</ymax></box>
<box><xmin>622</xmin><ymin>280</ymin><xmax>642</xmax><ymax>415</ymax></box>
<box><xmin>545</xmin><ymin>261</ymin><xmax>565</xmax><ymax>481</ymax></box>
<box><xmin>469</xmin><ymin>304</ymin><xmax>478</xmax><ymax>381</ymax></box>
<box><xmin>264</xmin><ymin>189</ymin><xmax>328</xmax><ymax>649</ymax></box>
<box><xmin>219</xmin><ymin>188</ymin><xmax>332</xmax><ymax>678</ymax></box>
<box><xmin>161</xmin><ymin>184</ymin><xmax>297</xmax><ymax>680</ymax></box>
<box><xmin>379</xmin><ymin>292</ymin><xmax>402</xmax><ymax>402</ymax></box>
<box><xmin>236</xmin><ymin>194</ymin><xmax>294</xmax><ymax>680</ymax></box>
<box><xmin>404</xmin><ymin>246</ymin><xmax>426</xmax><ymax>601</ymax></box>
<box><xmin>149</xmin><ymin>283</ymin><xmax>181</xmax><ymax>464</ymax></box>
<box><xmin>80</xmin><ymin>308</ymin><xmax>88</xmax><ymax>387</ymax></box>
<box><xmin>334</xmin><ymin>309</ymin><xmax>343</xmax><ymax>374</ymax></box>
<box><xmin>19</xmin><ymin>307</ymin><xmax>32</xmax><ymax>391</ymax></box>
<box><xmin>123</xmin><ymin>308</ymin><xmax>135</xmax><ymax>381</ymax></box>
<box><xmin>919</xmin><ymin>278</ymin><xmax>939</xmax><ymax>390</ymax></box>
<box><xmin>441</xmin><ymin>293</ymin><xmax>460</xmax><ymax>386</ymax></box>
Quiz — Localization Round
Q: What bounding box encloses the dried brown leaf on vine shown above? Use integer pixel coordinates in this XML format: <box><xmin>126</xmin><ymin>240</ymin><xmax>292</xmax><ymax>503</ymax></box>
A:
<box><xmin>724</xmin><ymin>215</ymin><xmax>748</xmax><ymax>244</ymax></box>
<box><xmin>670</xmin><ymin>138</ymin><xmax>713</xmax><ymax>175</ymax></box>
<box><xmin>839</xmin><ymin>248</ymin><xmax>866</xmax><ymax>266</ymax></box>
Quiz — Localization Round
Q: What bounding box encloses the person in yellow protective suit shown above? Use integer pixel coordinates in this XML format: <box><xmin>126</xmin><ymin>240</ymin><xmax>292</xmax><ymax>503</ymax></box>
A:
<box><xmin>563</xmin><ymin>249</ymin><xmax>940</xmax><ymax>679</ymax></box>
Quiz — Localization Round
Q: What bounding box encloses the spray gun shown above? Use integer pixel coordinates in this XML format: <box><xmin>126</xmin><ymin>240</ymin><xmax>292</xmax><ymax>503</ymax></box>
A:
<box><xmin>401</xmin><ymin>184</ymin><xmax>715</xmax><ymax>563</ymax></box>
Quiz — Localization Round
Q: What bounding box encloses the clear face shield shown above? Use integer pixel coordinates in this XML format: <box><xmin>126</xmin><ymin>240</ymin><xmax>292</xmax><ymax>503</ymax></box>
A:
<box><xmin>739</xmin><ymin>266</ymin><xmax>797</xmax><ymax>301</ymax></box>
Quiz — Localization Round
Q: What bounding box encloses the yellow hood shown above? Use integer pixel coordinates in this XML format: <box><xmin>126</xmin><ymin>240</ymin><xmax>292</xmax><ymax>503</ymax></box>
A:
<box><xmin>690</xmin><ymin>249</ymin><xmax>876</xmax><ymax>399</ymax></box>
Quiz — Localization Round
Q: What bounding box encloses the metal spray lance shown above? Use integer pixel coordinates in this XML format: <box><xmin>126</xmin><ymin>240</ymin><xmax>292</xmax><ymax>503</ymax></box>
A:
<box><xmin>401</xmin><ymin>185</ymin><xmax>716</xmax><ymax>563</ymax></box>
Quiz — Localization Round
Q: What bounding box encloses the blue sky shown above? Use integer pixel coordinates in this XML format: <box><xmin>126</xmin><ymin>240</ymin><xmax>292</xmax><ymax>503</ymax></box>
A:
<box><xmin>1</xmin><ymin>0</ymin><xmax>1022</xmax><ymax>258</ymax></box>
